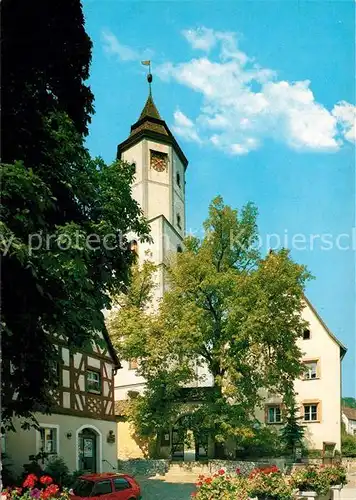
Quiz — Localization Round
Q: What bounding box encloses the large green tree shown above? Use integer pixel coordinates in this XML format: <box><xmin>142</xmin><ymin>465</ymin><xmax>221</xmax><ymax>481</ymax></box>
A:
<box><xmin>342</xmin><ymin>397</ymin><xmax>356</xmax><ymax>409</ymax></box>
<box><xmin>109</xmin><ymin>197</ymin><xmax>311</xmax><ymax>448</ymax></box>
<box><xmin>1</xmin><ymin>0</ymin><xmax>150</xmax><ymax>430</ymax></box>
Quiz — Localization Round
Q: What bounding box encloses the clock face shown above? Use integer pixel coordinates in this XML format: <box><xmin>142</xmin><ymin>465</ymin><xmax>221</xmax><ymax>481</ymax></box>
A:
<box><xmin>151</xmin><ymin>150</ymin><xmax>168</xmax><ymax>172</ymax></box>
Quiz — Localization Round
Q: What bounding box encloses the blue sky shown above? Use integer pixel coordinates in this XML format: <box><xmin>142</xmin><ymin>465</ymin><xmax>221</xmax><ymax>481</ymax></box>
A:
<box><xmin>82</xmin><ymin>1</ymin><xmax>355</xmax><ymax>397</ymax></box>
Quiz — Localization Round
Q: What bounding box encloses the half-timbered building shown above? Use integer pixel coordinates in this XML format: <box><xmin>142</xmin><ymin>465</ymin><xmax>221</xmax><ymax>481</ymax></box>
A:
<box><xmin>5</xmin><ymin>330</ymin><xmax>120</xmax><ymax>475</ymax></box>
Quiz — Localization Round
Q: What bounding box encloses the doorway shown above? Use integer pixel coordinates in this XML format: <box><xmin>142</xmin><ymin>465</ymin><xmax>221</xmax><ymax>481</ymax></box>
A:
<box><xmin>171</xmin><ymin>415</ymin><xmax>208</xmax><ymax>461</ymax></box>
<box><xmin>78</xmin><ymin>428</ymin><xmax>98</xmax><ymax>472</ymax></box>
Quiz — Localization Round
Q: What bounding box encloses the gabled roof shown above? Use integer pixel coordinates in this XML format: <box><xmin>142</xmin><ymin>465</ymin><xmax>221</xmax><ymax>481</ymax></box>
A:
<box><xmin>342</xmin><ymin>406</ymin><xmax>356</xmax><ymax>421</ymax></box>
<box><xmin>102</xmin><ymin>329</ymin><xmax>121</xmax><ymax>370</ymax></box>
<box><xmin>303</xmin><ymin>295</ymin><xmax>347</xmax><ymax>359</ymax></box>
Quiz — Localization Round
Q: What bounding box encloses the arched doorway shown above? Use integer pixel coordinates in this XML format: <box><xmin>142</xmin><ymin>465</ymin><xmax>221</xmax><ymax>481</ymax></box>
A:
<box><xmin>77</xmin><ymin>426</ymin><xmax>101</xmax><ymax>472</ymax></box>
<box><xmin>171</xmin><ymin>414</ymin><xmax>208</xmax><ymax>461</ymax></box>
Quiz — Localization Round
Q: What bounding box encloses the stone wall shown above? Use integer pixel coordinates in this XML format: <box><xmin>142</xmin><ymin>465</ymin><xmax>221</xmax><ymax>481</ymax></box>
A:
<box><xmin>117</xmin><ymin>458</ymin><xmax>170</xmax><ymax>477</ymax></box>
<box><xmin>209</xmin><ymin>458</ymin><xmax>287</xmax><ymax>475</ymax></box>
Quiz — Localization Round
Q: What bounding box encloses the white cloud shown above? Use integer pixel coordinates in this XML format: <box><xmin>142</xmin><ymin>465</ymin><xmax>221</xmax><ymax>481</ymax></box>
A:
<box><xmin>182</xmin><ymin>27</ymin><xmax>217</xmax><ymax>52</ymax></box>
<box><xmin>159</xmin><ymin>27</ymin><xmax>355</xmax><ymax>155</ymax></box>
<box><xmin>102</xmin><ymin>29</ymin><xmax>152</xmax><ymax>62</ymax></box>
<box><xmin>332</xmin><ymin>101</ymin><xmax>356</xmax><ymax>143</ymax></box>
<box><xmin>172</xmin><ymin>110</ymin><xmax>202</xmax><ymax>143</ymax></box>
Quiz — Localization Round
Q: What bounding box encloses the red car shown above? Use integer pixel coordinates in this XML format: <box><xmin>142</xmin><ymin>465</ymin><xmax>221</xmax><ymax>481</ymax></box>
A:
<box><xmin>70</xmin><ymin>473</ymin><xmax>141</xmax><ymax>500</ymax></box>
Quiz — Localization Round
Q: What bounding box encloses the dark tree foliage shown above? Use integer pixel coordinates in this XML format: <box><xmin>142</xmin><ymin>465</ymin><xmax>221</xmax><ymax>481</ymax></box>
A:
<box><xmin>280</xmin><ymin>393</ymin><xmax>305</xmax><ymax>456</ymax></box>
<box><xmin>0</xmin><ymin>1</ymin><xmax>150</xmax><ymax>430</ymax></box>
<box><xmin>1</xmin><ymin>0</ymin><xmax>94</xmax><ymax>166</ymax></box>
<box><xmin>342</xmin><ymin>397</ymin><xmax>356</xmax><ymax>409</ymax></box>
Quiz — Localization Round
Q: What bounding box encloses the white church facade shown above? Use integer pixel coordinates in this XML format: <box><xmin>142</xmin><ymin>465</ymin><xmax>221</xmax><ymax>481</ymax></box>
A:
<box><xmin>112</xmin><ymin>82</ymin><xmax>346</xmax><ymax>460</ymax></box>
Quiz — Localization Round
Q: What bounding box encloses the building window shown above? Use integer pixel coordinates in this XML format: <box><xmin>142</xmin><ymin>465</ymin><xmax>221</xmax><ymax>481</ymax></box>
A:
<box><xmin>267</xmin><ymin>405</ymin><xmax>282</xmax><ymax>424</ymax></box>
<box><xmin>39</xmin><ymin>427</ymin><xmax>58</xmax><ymax>455</ymax></box>
<box><xmin>177</xmin><ymin>245</ymin><xmax>183</xmax><ymax>253</ymax></box>
<box><xmin>303</xmin><ymin>360</ymin><xmax>319</xmax><ymax>380</ymax></box>
<box><xmin>177</xmin><ymin>214</ymin><xmax>181</xmax><ymax>229</ymax></box>
<box><xmin>86</xmin><ymin>370</ymin><xmax>101</xmax><ymax>394</ymax></box>
<box><xmin>176</xmin><ymin>172</ymin><xmax>181</xmax><ymax>187</ymax></box>
<box><xmin>303</xmin><ymin>329</ymin><xmax>311</xmax><ymax>340</ymax></box>
<box><xmin>131</xmin><ymin>162</ymin><xmax>136</xmax><ymax>173</ymax></box>
<box><xmin>303</xmin><ymin>403</ymin><xmax>319</xmax><ymax>422</ymax></box>
<box><xmin>128</xmin><ymin>359</ymin><xmax>138</xmax><ymax>370</ymax></box>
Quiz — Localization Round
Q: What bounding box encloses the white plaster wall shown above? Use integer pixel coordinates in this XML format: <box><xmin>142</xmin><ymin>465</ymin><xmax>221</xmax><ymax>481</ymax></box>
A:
<box><xmin>293</xmin><ymin>303</ymin><xmax>342</xmax><ymax>450</ymax></box>
<box><xmin>6</xmin><ymin>414</ymin><xmax>117</xmax><ymax>475</ymax></box>
<box><xmin>342</xmin><ymin>414</ymin><xmax>356</xmax><ymax>435</ymax></box>
<box><xmin>146</xmin><ymin>140</ymin><xmax>171</xmax><ymax>222</ymax></box>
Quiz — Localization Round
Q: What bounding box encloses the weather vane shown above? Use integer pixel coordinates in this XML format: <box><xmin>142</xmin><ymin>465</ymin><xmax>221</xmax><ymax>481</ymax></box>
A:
<box><xmin>141</xmin><ymin>60</ymin><xmax>152</xmax><ymax>95</ymax></box>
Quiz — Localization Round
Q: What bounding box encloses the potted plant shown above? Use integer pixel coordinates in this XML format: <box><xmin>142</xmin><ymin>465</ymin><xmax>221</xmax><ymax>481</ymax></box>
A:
<box><xmin>290</xmin><ymin>466</ymin><xmax>330</xmax><ymax>499</ymax></box>
<box><xmin>320</xmin><ymin>464</ymin><xmax>347</xmax><ymax>499</ymax></box>
<box><xmin>192</xmin><ymin>469</ymin><xmax>249</xmax><ymax>500</ymax></box>
<box><xmin>248</xmin><ymin>466</ymin><xmax>294</xmax><ymax>500</ymax></box>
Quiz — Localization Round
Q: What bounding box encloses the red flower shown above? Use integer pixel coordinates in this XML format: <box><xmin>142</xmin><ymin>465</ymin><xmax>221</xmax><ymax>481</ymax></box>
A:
<box><xmin>41</xmin><ymin>485</ymin><xmax>59</xmax><ymax>499</ymax></box>
<box><xmin>218</xmin><ymin>468</ymin><xmax>225</xmax><ymax>475</ymax></box>
<box><xmin>236</xmin><ymin>468</ymin><xmax>241</xmax><ymax>475</ymax></box>
<box><xmin>40</xmin><ymin>477</ymin><xmax>53</xmax><ymax>486</ymax></box>
<box><xmin>196</xmin><ymin>481</ymin><xmax>202</xmax><ymax>487</ymax></box>
<box><xmin>15</xmin><ymin>488</ymin><xmax>23</xmax><ymax>495</ymax></box>
<box><xmin>191</xmin><ymin>493</ymin><xmax>197</xmax><ymax>498</ymax></box>
<box><xmin>23</xmin><ymin>475</ymin><xmax>38</xmax><ymax>489</ymax></box>
<box><xmin>205</xmin><ymin>477</ymin><xmax>212</xmax><ymax>484</ymax></box>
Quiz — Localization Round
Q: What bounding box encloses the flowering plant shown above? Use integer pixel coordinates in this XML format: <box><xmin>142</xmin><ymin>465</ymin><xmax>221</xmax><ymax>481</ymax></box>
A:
<box><xmin>320</xmin><ymin>464</ymin><xmax>347</xmax><ymax>487</ymax></box>
<box><xmin>2</xmin><ymin>475</ymin><xmax>69</xmax><ymax>500</ymax></box>
<box><xmin>290</xmin><ymin>466</ymin><xmax>330</xmax><ymax>496</ymax></box>
<box><xmin>192</xmin><ymin>469</ymin><xmax>249</xmax><ymax>500</ymax></box>
<box><xmin>248</xmin><ymin>466</ymin><xmax>294</xmax><ymax>500</ymax></box>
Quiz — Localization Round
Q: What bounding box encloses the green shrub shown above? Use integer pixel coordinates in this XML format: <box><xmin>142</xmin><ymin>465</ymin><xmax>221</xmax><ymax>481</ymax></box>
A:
<box><xmin>44</xmin><ymin>457</ymin><xmax>71</xmax><ymax>487</ymax></box>
<box><xmin>342</xmin><ymin>434</ymin><xmax>356</xmax><ymax>457</ymax></box>
<box><xmin>236</xmin><ymin>427</ymin><xmax>285</xmax><ymax>459</ymax></box>
<box><xmin>303</xmin><ymin>448</ymin><xmax>322</xmax><ymax>458</ymax></box>
<box><xmin>1</xmin><ymin>454</ymin><xmax>19</xmax><ymax>487</ymax></box>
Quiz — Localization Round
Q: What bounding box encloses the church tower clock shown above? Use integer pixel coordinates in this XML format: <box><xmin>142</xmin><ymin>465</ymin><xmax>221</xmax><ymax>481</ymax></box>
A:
<box><xmin>113</xmin><ymin>68</ymin><xmax>189</xmax><ymax>401</ymax></box>
<box><xmin>116</xmin><ymin>70</ymin><xmax>188</xmax><ymax>302</ymax></box>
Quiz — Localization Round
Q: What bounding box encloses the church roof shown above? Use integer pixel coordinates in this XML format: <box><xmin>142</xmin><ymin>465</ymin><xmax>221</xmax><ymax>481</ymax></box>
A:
<box><xmin>117</xmin><ymin>89</ymin><xmax>188</xmax><ymax>169</ymax></box>
<box><xmin>129</xmin><ymin>93</ymin><xmax>169</xmax><ymax>138</ymax></box>
<box><xmin>139</xmin><ymin>94</ymin><xmax>162</xmax><ymax>121</ymax></box>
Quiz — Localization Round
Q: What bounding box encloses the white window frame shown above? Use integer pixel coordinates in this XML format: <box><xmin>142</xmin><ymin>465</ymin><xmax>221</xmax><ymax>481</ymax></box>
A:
<box><xmin>86</xmin><ymin>369</ymin><xmax>101</xmax><ymax>394</ymax></box>
<box><xmin>36</xmin><ymin>424</ymin><xmax>60</xmax><ymax>456</ymax></box>
<box><xmin>303</xmin><ymin>404</ymin><xmax>318</xmax><ymax>422</ymax></box>
<box><xmin>304</xmin><ymin>361</ymin><xmax>318</xmax><ymax>380</ymax></box>
<box><xmin>267</xmin><ymin>405</ymin><xmax>282</xmax><ymax>424</ymax></box>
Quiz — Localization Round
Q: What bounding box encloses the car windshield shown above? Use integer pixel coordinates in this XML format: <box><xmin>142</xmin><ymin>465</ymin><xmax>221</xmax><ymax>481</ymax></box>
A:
<box><xmin>72</xmin><ymin>479</ymin><xmax>94</xmax><ymax>497</ymax></box>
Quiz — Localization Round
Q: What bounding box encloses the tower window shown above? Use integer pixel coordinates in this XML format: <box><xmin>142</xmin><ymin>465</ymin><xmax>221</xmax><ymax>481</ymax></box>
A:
<box><xmin>177</xmin><ymin>214</ymin><xmax>181</xmax><ymax>229</ymax></box>
<box><xmin>131</xmin><ymin>162</ymin><xmax>136</xmax><ymax>173</ymax></box>
<box><xmin>303</xmin><ymin>329</ymin><xmax>311</xmax><ymax>340</ymax></box>
<box><xmin>177</xmin><ymin>245</ymin><xmax>183</xmax><ymax>253</ymax></box>
<box><xmin>176</xmin><ymin>172</ymin><xmax>181</xmax><ymax>187</ymax></box>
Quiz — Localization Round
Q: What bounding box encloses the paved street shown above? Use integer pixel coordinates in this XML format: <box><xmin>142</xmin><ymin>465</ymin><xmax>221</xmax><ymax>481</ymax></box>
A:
<box><xmin>138</xmin><ymin>475</ymin><xmax>196</xmax><ymax>499</ymax></box>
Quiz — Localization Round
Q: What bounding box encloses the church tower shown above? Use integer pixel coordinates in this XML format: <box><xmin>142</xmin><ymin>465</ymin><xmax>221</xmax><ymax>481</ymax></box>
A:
<box><xmin>114</xmin><ymin>68</ymin><xmax>189</xmax><ymax>399</ymax></box>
